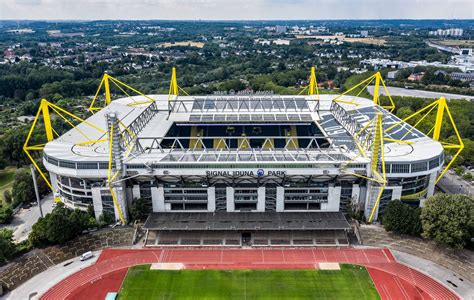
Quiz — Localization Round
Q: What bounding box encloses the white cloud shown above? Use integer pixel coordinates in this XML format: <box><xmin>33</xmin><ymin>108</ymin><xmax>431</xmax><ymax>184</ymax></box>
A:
<box><xmin>0</xmin><ymin>0</ymin><xmax>473</xmax><ymax>20</ymax></box>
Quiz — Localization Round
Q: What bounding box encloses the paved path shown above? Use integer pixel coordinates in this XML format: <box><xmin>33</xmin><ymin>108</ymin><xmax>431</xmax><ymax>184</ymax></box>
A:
<box><xmin>392</xmin><ymin>250</ymin><xmax>474</xmax><ymax>299</ymax></box>
<box><xmin>41</xmin><ymin>248</ymin><xmax>458</xmax><ymax>300</ymax></box>
<box><xmin>0</xmin><ymin>194</ymin><xmax>54</xmax><ymax>242</ymax></box>
<box><xmin>360</xmin><ymin>225</ymin><xmax>474</xmax><ymax>285</ymax></box>
<box><xmin>437</xmin><ymin>170</ymin><xmax>474</xmax><ymax>196</ymax></box>
<box><xmin>367</xmin><ymin>85</ymin><xmax>474</xmax><ymax>100</ymax></box>
<box><xmin>5</xmin><ymin>250</ymin><xmax>101</xmax><ymax>300</ymax></box>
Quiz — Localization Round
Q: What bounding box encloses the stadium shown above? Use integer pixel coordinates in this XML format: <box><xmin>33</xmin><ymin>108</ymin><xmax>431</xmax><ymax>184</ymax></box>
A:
<box><xmin>19</xmin><ymin>67</ymin><xmax>464</xmax><ymax>300</ymax></box>
<box><xmin>23</xmin><ymin>67</ymin><xmax>463</xmax><ymax>248</ymax></box>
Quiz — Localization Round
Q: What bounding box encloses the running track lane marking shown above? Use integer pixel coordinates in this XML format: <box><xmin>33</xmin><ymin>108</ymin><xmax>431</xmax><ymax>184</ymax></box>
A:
<box><xmin>394</xmin><ymin>276</ymin><xmax>410</xmax><ymax>300</ymax></box>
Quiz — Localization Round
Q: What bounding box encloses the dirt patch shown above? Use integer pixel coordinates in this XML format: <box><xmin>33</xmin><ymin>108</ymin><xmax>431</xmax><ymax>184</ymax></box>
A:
<box><xmin>157</xmin><ymin>41</ymin><xmax>205</xmax><ymax>48</ymax></box>
<box><xmin>344</xmin><ymin>37</ymin><xmax>386</xmax><ymax>46</ymax></box>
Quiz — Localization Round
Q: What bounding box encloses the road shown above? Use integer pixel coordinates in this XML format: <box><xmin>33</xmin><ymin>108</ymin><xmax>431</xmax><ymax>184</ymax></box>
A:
<box><xmin>436</xmin><ymin>170</ymin><xmax>474</xmax><ymax>196</ymax></box>
<box><xmin>5</xmin><ymin>251</ymin><xmax>100</xmax><ymax>300</ymax></box>
<box><xmin>0</xmin><ymin>194</ymin><xmax>54</xmax><ymax>242</ymax></box>
<box><xmin>367</xmin><ymin>85</ymin><xmax>474</xmax><ymax>100</ymax></box>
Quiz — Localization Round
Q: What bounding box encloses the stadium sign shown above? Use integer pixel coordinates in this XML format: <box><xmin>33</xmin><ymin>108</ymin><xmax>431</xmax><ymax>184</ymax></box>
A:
<box><xmin>206</xmin><ymin>170</ymin><xmax>286</xmax><ymax>176</ymax></box>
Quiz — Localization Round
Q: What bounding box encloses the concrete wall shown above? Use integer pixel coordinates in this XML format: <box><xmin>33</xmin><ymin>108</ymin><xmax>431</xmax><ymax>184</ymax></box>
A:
<box><xmin>151</xmin><ymin>186</ymin><xmax>165</xmax><ymax>212</ymax></box>
<box><xmin>276</xmin><ymin>186</ymin><xmax>284</xmax><ymax>212</ymax></box>
<box><xmin>226</xmin><ymin>187</ymin><xmax>235</xmax><ymax>212</ymax></box>
<box><xmin>208</xmin><ymin>187</ymin><xmax>216</xmax><ymax>212</ymax></box>
<box><xmin>323</xmin><ymin>185</ymin><xmax>341</xmax><ymax>211</ymax></box>
<box><xmin>257</xmin><ymin>187</ymin><xmax>265</xmax><ymax>212</ymax></box>
<box><xmin>91</xmin><ymin>187</ymin><xmax>103</xmax><ymax>220</ymax></box>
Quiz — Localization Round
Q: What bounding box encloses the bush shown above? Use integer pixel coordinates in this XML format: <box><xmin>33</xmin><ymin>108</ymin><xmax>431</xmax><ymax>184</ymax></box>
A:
<box><xmin>3</xmin><ymin>190</ymin><xmax>12</xmax><ymax>204</ymax></box>
<box><xmin>98</xmin><ymin>211</ymin><xmax>115</xmax><ymax>227</ymax></box>
<box><xmin>0</xmin><ymin>229</ymin><xmax>16</xmax><ymax>265</ymax></box>
<box><xmin>421</xmin><ymin>194</ymin><xmax>474</xmax><ymax>249</ymax></box>
<box><xmin>130</xmin><ymin>198</ymin><xmax>148</xmax><ymax>222</ymax></box>
<box><xmin>462</xmin><ymin>172</ymin><xmax>473</xmax><ymax>181</ymax></box>
<box><xmin>382</xmin><ymin>200</ymin><xmax>422</xmax><ymax>236</ymax></box>
<box><xmin>0</xmin><ymin>206</ymin><xmax>13</xmax><ymax>224</ymax></box>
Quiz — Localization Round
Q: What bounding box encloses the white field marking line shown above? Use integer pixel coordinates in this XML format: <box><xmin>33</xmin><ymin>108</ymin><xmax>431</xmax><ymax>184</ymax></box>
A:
<box><xmin>151</xmin><ymin>250</ymin><xmax>160</xmax><ymax>262</ymax></box>
<box><xmin>394</xmin><ymin>276</ymin><xmax>410</xmax><ymax>300</ymax></box>
<box><xmin>354</xmin><ymin>265</ymin><xmax>368</xmax><ymax>300</ymax></box>
<box><xmin>382</xmin><ymin>249</ymin><xmax>391</xmax><ymax>262</ymax></box>
<box><xmin>244</xmin><ymin>271</ymin><xmax>247</xmax><ymax>300</ymax></box>
<box><xmin>363</xmin><ymin>250</ymin><xmax>370</xmax><ymax>264</ymax></box>
<box><xmin>381</xmin><ymin>285</ymin><xmax>393</xmax><ymax>300</ymax></box>
<box><xmin>342</xmin><ymin>250</ymin><xmax>349</xmax><ymax>263</ymax></box>
<box><xmin>117</xmin><ymin>265</ymin><xmax>132</xmax><ymax>294</ymax></box>
<box><xmin>158</xmin><ymin>249</ymin><xmax>165</xmax><ymax>263</ymax></box>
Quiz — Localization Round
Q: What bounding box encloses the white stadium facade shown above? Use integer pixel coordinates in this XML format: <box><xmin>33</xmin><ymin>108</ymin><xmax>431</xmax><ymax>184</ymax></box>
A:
<box><xmin>38</xmin><ymin>75</ymin><xmax>447</xmax><ymax>246</ymax></box>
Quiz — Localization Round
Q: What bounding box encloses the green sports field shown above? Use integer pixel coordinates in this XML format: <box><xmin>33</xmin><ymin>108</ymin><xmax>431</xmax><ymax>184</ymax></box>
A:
<box><xmin>118</xmin><ymin>264</ymin><xmax>380</xmax><ymax>299</ymax></box>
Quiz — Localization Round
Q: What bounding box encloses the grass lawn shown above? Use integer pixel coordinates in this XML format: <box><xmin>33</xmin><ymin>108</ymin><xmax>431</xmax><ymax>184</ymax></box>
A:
<box><xmin>118</xmin><ymin>264</ymin><xmax>380</xmax><ymax>300</ymax></box>
<box><xmin>0</xmin><ymin>167</ymin><xmax>16</xmax><ymax>203</ymax></box>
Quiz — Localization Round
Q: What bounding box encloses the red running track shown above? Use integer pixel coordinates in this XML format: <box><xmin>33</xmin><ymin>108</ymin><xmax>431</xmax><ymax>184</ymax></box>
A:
<box><xmin>41</xmin><ymin>248</ymin><xmax>458</xmax><ymax>300</ymax></box>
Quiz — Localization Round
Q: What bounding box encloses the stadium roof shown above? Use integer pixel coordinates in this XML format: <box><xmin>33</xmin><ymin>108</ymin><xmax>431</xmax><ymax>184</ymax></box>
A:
<box><xmin>43</xmin><ymin>94</ymin><xmax>443</xmax><ymax>168</ymax></box>
<box><xmin>144</xmin><ymin>212</ymin><xmax>351</xmax><ymax>231</ymax></box>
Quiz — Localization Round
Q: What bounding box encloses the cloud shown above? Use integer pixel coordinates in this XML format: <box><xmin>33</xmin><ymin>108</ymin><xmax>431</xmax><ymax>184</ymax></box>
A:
<box><xmin>0</xmin><ymin>0</ymin><xmax>473</xmax><ymax>20</ymax></box>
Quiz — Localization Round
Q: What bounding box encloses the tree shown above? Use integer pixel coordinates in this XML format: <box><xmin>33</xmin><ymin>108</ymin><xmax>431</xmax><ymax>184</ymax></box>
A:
<box><xmin>130</xmin><ymin>198</ymin><xmax>148</xmax><ymax>221</ymax></box>
<box><xmin>29</xmin><ymin>203</ymin><xmax>97</xmax><ymax>246</ymax></box>
<box><xmin>11</xmin><ymin>168</ymin><xmax>35</xmax><ymax>206</ymax></box>
<box><xmin>29</xmin><ymin>216</ymin><xmax>48</xmax><ymax>247</ymax></box>
<box><xmin>421</xmin><ymin>194</ymin><xmax>474</xmax><ymax>249</ymax></box>
<box><xmin>0</xmin><ymin>229</ymin><xmax>16</xmax><ymax>265</ymax></box>
<box><xmin>3</xmin><ymin>190</ymin><xmax>12</xmax><ymax>204</ymax></box>
<box><xmin>0</xmin><ymin>206</ymin><xmax>13</xmax><ymax>224</ymax></box>
<box><xmin>98</xmin><ymin>211</ymin><xmax>115</xmax><ymax>227</ymax></box>
<box><xmin>382</xmin><ymin>200</ymin><xmax>422</xmax><ymax>236</ymax></box>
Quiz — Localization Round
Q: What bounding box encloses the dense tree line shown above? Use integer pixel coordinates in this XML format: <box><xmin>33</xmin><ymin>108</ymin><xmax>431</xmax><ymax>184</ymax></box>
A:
<box><xmin>382</xmin><ymin>194</ymin><xmax>473</xmax><ymax>250</ymax></box>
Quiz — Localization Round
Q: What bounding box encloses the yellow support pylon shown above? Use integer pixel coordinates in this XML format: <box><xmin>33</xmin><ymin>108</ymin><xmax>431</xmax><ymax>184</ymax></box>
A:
<box><xmin>308</xmin><ymin>66</ymin><xmax>319</xmax><ymax>99</ymax></box>
<box><xmin>368</xmin><ymin>113</ymin><xmax>387</xmax><ymax>223</ymax></box>
<box><xmin>107</xmin><ymin>121</ymin><xmax>126</xmax><ymax>225</ymax></box>
<box><xmin>333</xmin><ymin>72</ymin><xmax>395</xmax><ymax>112</ymax></box>
<box><xmin>168</xmin><ymin>67</ymin><xmax>189</xmax><ymax>101</ymax></box>
<box><xmin>89</xmin><ymin>73</ymin><xmax>155</xmax><ymax>113</ymax></box>
<box><xmin>169</xmin><ymin>67</ymin><xmax>178</xmax><ymax>97</ymax></box>
<box><xmin>298</xmin><ymin>66</ymin><xmax>319</xmax><ymax>100</ymax></box>
<box><xmin>24</xmin><ymin>99</ymin><xmax>107</xmax><ymax>193</ymax></box>
<box><xmin>384</xmin><ymin>97</ymin><xmax>464</xmax><ymax>184</ymax></box>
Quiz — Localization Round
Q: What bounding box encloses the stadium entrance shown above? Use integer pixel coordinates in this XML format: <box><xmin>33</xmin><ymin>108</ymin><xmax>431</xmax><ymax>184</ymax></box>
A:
<box><xmin>242</xmin><ymin>232</ymin><xmax>251</xmax><ymax>246</ymax></box>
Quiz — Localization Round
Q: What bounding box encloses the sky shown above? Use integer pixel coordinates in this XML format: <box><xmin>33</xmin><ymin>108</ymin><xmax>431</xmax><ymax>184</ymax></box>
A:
<box><xmin>1</xmin><ymin>0</ymin><xmax>473</xmax><ymax>20</ymax></box>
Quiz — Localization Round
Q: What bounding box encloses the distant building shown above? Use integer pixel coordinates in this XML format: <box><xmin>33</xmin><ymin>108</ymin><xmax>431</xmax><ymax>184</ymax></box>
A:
<box><xmin>449</xmin><ymin>72</ymin><xmax>474</xmax><ymax>82</ymax></box>
<box><xmin>387</xmin><ymin>70</ymin><xmax>399</xmax><ymax>80</ymax></box>
<box><xmin>254</xmin><ymin>39</ymin><xmax>271</xmax><ymax>46</ymax></box>
<box><xmin>360</xmin><ymin>30</ymin><xmax>369</xmax><ymax>37</ymax></box>
<box><xmin>273</xmin><ymin>39</ymin><xmax>291</xmax><ymax>46</ymax></box>
<box><xmin>428</xmin><ymin>28</ymin><xmax>463</xmax><ymax>37</ymax></box>
<box><xmin>408</xmin><ymin>73</ymin><xmax>425</xmax><ymax>81</ymax></box>
<box><xmin>275</xmin><ymin>26</ymin><xmax>287</xmax><ymax>34</ymax></box>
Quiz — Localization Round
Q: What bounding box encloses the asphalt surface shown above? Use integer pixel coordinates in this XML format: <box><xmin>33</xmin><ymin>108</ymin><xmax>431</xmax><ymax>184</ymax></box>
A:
<box><xmin>436</xmin><ymin>170</ymin><xmax>474</xmax><ymax>196</ymax></box>
<box><xmin>0</xmin><ymin>194</ymin><xmax>54</xmax><ymax>242</ymax></box>
<box><xmin>5</xmin><ymin>251</ymin><xmax>100</xmax><ymax>300</ymax></box>
<box><xmin>392</xmin><ymin>249</ymin><xmax>473</xmax><ymax>300</ymax></box>
<box><xmin>367</xmin><ymin>86</ymin><xmax>474</xmax><ymax>100</ymax></box>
